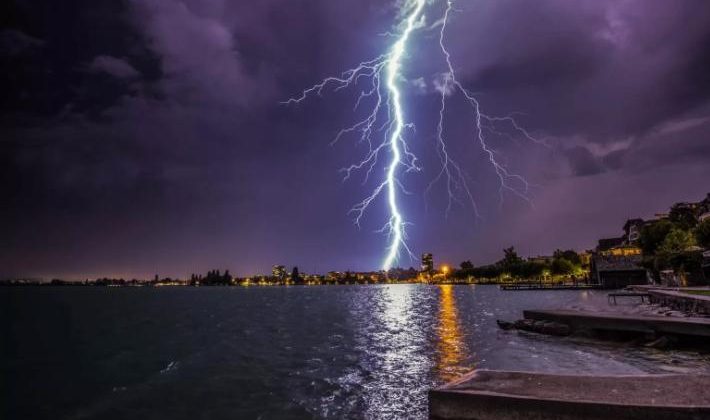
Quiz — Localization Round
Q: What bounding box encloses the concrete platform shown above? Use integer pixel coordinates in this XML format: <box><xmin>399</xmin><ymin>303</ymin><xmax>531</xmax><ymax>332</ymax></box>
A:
<box><xmin>429</xmin><ymin>370</ymin><xmax>710</xmax><ymax>420</ymax></box>
<box><xmin>647</xmin><ymin>289</ymin><xmax>710</xmax><ymax>315</ymax></box>
<box><xmin>523</xmin><ymin>309</ymin><xmax>710</xmax><ymax>338</ymax></box>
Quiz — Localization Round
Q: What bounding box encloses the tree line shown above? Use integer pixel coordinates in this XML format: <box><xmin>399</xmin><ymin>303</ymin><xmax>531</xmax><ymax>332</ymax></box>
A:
<box><xmin>451</xmin><ymin>247</ymin><xmax>585</xmax><ymax>281</ymax></box>
<box><xmin>638</xmin><ymin>203</ymin><xmax>710</xmax><ymax>282</ymax></box>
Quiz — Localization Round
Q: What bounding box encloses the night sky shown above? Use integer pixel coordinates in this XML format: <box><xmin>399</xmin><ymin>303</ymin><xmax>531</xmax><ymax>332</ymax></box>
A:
<box><xmin>2</xmin><ymin>0</ymin><xmax>710</xmax><ymax>279</ymax></box>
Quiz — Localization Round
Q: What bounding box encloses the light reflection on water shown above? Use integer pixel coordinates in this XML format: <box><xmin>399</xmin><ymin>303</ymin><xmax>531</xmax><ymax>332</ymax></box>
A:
<box><xmin>435</xmin><ymin>285</ymin><xmax>469</xmax><ymax>382</ymax></box>
<box><xmin>3</xmin><ymin>285</ymin><xmax>710</xmax><ymax>419</ymax></box>
<box><xmin>347</xmin><ymin>284</ymin><xmax>435</xmax><ymax>419</ymax></box>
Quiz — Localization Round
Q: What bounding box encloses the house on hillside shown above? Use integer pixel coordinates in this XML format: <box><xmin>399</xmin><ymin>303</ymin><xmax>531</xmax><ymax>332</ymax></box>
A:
<box><xmin>591</xmin><ymin>222</ymin><xmax>648</xmax><ymax>289</ymax></box>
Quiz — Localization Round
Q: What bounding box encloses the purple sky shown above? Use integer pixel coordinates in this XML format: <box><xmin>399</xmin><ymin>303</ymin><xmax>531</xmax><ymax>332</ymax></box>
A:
<box><xmin>2</xmin><ymin>0</ymin><xmax>710</xmax><ymax>279</ymax></box>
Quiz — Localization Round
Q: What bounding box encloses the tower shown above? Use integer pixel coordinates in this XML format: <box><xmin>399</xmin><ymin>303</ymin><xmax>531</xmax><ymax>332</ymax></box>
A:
<box><xmin>421</xmin><ymin>253</ymin><xmax>434</xmax><ymax>273</ymax></box>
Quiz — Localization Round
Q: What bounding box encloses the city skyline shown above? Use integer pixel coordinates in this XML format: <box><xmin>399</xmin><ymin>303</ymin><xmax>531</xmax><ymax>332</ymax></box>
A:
<box><xmin>3</xmin><ymin>1</ymin><xmax>710</xmax><ymax>278</ymax></box>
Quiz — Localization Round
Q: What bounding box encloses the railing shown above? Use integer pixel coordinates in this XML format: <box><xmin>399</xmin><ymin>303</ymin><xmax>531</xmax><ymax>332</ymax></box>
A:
<box><xmin>607</xmin><ymin>292</ymin><xmax>651</xmax><ymax>305</ymax></box>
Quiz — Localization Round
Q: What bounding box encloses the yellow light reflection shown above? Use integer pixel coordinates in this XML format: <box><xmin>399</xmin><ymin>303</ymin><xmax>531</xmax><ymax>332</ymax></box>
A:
<box><xmin>436</xmin><ymin>285</ymin><xmax>468</xmax><ymax>382</ymax></box>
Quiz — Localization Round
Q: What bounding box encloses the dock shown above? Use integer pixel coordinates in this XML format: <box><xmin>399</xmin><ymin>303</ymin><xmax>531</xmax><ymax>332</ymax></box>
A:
<box><xmin>523</xmin><ymin>309</ymin><xmax>710</xmax><ymax>337</ymax></box>
<box><xmin>429</xmin><ymin>369</ymin><xmax>710</xmax><ymax>420</ymax></box>
<box><xmin>499</xmin><ymin>283</ymin><xmax>601</xmax><ymax>291</ymax></box>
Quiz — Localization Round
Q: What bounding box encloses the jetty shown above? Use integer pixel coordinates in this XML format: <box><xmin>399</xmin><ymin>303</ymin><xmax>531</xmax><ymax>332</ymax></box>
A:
<box><xmin>429</xmin><ymin>370</ymin><xmax>710</xmax><ymax>420</ymax></box>
<box><xmin>523</xmin><ymin>309</ymin><xmax>710</xmax><ymax>338</ymax></box>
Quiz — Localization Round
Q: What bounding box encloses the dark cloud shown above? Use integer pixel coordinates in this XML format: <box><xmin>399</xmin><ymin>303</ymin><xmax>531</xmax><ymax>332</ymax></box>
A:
<box><xmin>446</xmin><ymin>0</ymin><xmax>710</xmax><ymax>139</ymax></box>
<box><xmin>0</xmin><ymin>29</ymin><xmax>43</xmax><ymax>56</ymax></box>
<box><xmin>1</xmin><ymin>0</ymin><xmax>710</xmax><ymax>278</ymax></box>
<box><xmin>89</xmin><ymin>55</ymin><xmax>140</xmax><ymax>79</ymax></box>
<box><xmin>563</xmin><ymin>146</ymin><xmax>605</xmax><ymax>177</ymax></box>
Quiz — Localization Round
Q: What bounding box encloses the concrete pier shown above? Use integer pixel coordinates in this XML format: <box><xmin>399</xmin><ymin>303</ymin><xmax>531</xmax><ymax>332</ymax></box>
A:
<box><xmin>629</xmin><ymin>286</ymin><xmax>710</xmax><ymax>314</ymax></box>
<box><xmin>429</xmin><ymin>370</ymin><xmax>710</xmax><ymax>420</ymax></box>
<box><xmin>523</xmin><ymin>309</ymin><xmax>710</xmax><ymax>338</ymax></box>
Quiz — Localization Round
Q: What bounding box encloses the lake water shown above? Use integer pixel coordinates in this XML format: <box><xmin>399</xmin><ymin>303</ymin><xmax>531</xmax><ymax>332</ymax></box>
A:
<box><xmin>2</xmin><ymin>285</ymin><xmax>709</xmax><ymax>419</ymax></box>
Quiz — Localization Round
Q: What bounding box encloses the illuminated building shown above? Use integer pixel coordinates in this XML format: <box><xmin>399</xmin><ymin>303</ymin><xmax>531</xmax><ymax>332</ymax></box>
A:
<box><xmin>597</xmin><ymin>236</ymin><xmax>625</xmax><ymax>251</ymax></box>
<box><xmin>593</xmin><ymin>220</ymin><xmax>647</xmax><ymax>288</ymax></box>
<box><xmin>327</xmin><ymin>271</ymin><xmax>344</xmax><ymax>282</ymax></box>
<box><xmin>421</xmin><ymin>253</ymin><xmax>434</xmax><ymax>273</ymax></box>
<box><xmin>605</xmin><ymin>246</ymin><xmax>642</xmax><ymax>257</ymax></box>
<box><xmin>579</xmin><ymin>251</ymin><xmax>592</xmax><ymax>267</ymax></box>
<box><xmin>272</xmin><ymin>265</ymin><xmax>286</xmax><ymax>280</ymax></box>
<box><xmin>528</xmin><ymin>255</ymin><xmax>554</xmax><ymax>265</ymax></box>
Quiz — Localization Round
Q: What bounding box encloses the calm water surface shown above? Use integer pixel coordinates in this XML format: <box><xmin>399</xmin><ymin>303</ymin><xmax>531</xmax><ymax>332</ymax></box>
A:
<box><xmin>2</xmin><ymin>285</ymin><xmax>709</xmax><ymax>419</ymax></box>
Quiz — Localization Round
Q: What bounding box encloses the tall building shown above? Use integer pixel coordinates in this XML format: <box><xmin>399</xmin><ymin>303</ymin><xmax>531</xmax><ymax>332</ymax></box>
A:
<box><xmin>421</xmin><ymin>253</ymin><xmax>434</xmax><ymax>273</ymax></box>
<box><xmin>272</xmin><ymin>265</ymin><xmax>286</xmax><ymax>279</ymax></box>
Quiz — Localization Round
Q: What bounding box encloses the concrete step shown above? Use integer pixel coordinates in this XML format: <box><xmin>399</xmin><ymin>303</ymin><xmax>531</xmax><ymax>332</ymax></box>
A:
<box><xmin>429</xmin><ymin>369</ymin><xmax>710</xmax><ymax>420</ymax></box>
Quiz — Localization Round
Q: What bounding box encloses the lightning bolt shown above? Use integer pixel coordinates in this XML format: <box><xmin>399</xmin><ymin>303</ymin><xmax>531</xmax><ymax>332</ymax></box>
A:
<box><xmin>284</xmin><ymin>0</ymin><xmax>542</xmax><ymax>271</ymax></box>
<box><xmin>381</xmin><ymin>0</ymin><xmax>427</xmax><ymax>271</ymax></box>
<box><xmin>429</xmin><ymin>0</ymin><xmax>546</xmax><ymax>214</ymax></box>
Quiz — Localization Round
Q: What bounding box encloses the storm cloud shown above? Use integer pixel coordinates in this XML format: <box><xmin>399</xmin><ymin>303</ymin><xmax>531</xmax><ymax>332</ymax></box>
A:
<box><xmin>1</xmin><ymin>0</ymin><xmax>710</xmax><ymax>278</ymax></box>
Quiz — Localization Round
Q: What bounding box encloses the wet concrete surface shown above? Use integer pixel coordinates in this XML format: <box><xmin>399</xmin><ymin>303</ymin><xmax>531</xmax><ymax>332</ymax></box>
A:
<box><xmin>430</xmin><ymin>369</ymin><xmax>710</xmax><ymax>420</ymax></box>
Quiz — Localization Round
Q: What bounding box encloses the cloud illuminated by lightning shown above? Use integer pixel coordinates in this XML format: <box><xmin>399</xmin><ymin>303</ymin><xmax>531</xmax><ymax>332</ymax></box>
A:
<box><xmin>284</xmin><ymin>0</ymin><xmax>542</xmax><ymax>271</ymax></box>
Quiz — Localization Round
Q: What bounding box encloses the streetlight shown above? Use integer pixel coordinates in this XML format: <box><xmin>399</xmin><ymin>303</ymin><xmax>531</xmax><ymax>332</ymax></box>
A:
<box><xmin>441</xmin><ymin>265</ymin><xmax>450</xmax><ymax>276</ymax></box>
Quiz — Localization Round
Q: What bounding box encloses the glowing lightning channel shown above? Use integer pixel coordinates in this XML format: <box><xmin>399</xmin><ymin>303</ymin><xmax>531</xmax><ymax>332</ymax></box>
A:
<box><xmin>284</xmin><ymin>0</ymin><xmax>544</xmax><ymax>272</ymax></box>
<box><xmin>284</xmin><ymin>0</ymin><xmax>427</xmax><ymax>271</ymax></box>
<box><xmin>381</xmin><ymin>0</ymin><xmax>427</xmax><ymax>271</ymax></box>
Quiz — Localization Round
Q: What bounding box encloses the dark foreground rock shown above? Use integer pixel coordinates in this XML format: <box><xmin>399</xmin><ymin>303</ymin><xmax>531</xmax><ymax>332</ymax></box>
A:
<box><xmin>643</xmin><ymin>335</ymin><xmax>679</xmax><ymax>349</ymax></box>
<box><xmin>429</xmin><ymin>369</ymin><xmax>710</xmax><ymax>420</ymax></box>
